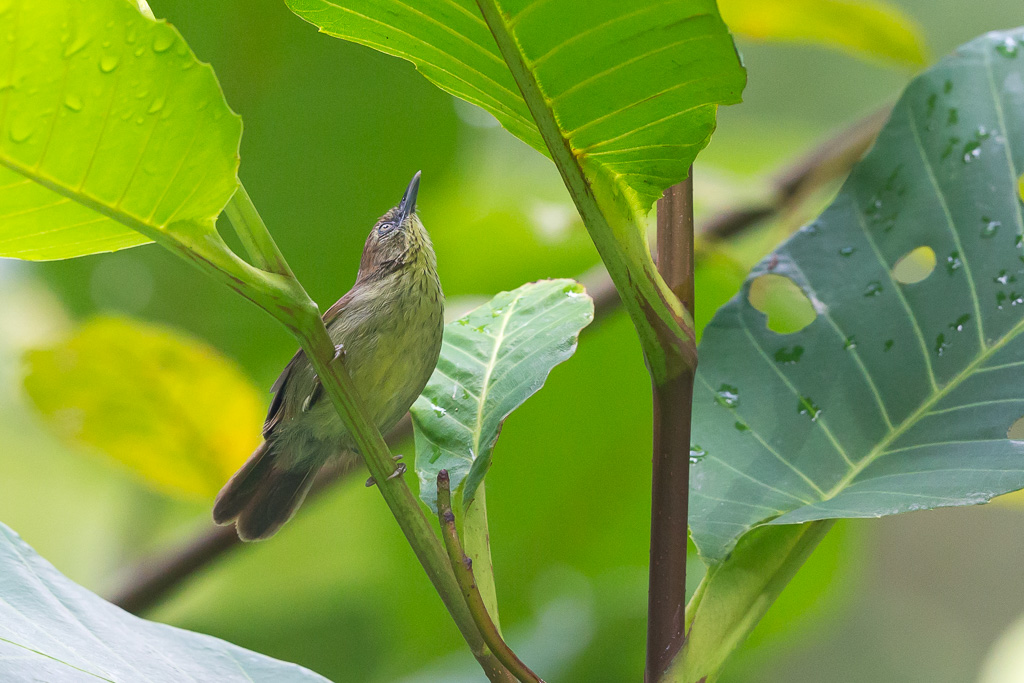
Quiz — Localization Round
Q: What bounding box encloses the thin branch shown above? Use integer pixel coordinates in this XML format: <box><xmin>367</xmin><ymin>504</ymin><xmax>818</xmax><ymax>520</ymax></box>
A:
<box><xmin>107</xmin><ymin>108</ymin><xmax>884</xmax><ymax>616</ymax></box>
<box><xmin>646</xmin><ymin>174</ymin><xmax>697</xmax><ymax>682</ymax></box>
<box><xmin>437</xmin><ymin>471</ymin><xmax>543</xmax><ymax>683</ymax></box>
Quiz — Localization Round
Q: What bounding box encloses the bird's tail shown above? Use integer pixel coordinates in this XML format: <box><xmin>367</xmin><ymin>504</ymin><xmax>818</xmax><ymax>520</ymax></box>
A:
<box><xmin>213</xmin><ymin>441</ymin><xmax>316</xmax><ymax>541</ymax></box>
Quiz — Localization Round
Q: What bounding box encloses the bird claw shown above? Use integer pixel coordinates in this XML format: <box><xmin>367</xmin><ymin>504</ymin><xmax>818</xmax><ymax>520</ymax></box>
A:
<box><xmin>365</xmin><ymin>456</ymin><xmax>406</xmax><ymax>487</ymax></box>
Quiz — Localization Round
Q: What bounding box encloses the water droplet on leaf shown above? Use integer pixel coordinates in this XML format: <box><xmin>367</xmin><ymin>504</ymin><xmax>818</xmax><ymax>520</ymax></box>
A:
<box><xmin>99</xmin><ymin>54</ymin><xmax>119</xmax><ymax>73</ymax></box>
<box><xmin>797</xmin><ymin>397</ymin><xmax>821</xmax><ymax>422</ymax></box>
<box><xmin>63</xmin><ymin>94</ymin><xmax>82</xmax><ymax>112</ymax></box>
<box><xmin>844</xmin><ymin>336</ymin><xmax>857</xmax><ymax>350</ymax></box>
<box><xmin>950</xmin><ymin>314</ymin><xmax>970</xmax><ymax>332</ymax></box>
<box><xmin>689</xmin><ymin>445</ymin><xmax>707</xmax><ymax>464</ymax></box>
<box><xmin>838</xmin><ymin>246</ymin><xmax>856</xmax><ymax>257</ymax></box>
<box><xmin>774</xmin><ymin>346</ymin><xmax>804</xmax><ymax>364</ymax></box>
<box><xmin>864</xmin><ymin>281</ymin><xmax>883</xmax><ymax>297</ymax></box>
<box><xmin>714</xmin><ymin>384</ymin><xmax>740</xmax><ymax>408</ymax></box>
<box><xmin>981</xmin><ymin>217</ymin><xmax>1001</xmax><ymax>238</ymax></box>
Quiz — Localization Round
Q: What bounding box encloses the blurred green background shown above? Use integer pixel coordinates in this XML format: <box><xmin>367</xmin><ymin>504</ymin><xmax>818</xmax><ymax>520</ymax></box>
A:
<box><xmin>2</xmin><ymin>1</ymin><xmax>1024</xmax><ymax>681</ymax></box>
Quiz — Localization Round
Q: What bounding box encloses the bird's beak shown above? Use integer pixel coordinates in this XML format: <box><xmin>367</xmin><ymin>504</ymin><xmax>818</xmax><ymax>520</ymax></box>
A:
<box><xmin>398</xmin><ymin>170</ymin><xmax>421</xmax><ymax>224</ymax></box>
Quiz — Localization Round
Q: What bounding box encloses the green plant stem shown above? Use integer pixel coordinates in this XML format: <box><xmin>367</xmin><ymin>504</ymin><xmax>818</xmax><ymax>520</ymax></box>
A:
<box><xmin>647</xmin><ymin>176</ymin><xmax>697</xmax><ymax>682</ymax></box>
<box><xmin>215</xmin><ymin>183</ymin><xmax>511</xmax><ymax>682</ymax></box>
<box><xmin>437</xmin><ymin>471</ymin><xmax>543</xmax><ymax>683</ymax></box>
<box><xmin>662</xmin><ymin>521</ymin><xmax>834</xmax><ymax>683</ymax></box>
<box><xmin>463</xmin><ymin>484</ymin><xmax>501</xmax><ymax>631</ymax></box>
<box><xmin>473</xmin><ymin>0</ymin><xmax>695</xmax><ymax>384</ymax></box>
<box><xmin>224</xmin><ymin>183</ymin><xmax>295</xmax><ymax>277</ymax></box>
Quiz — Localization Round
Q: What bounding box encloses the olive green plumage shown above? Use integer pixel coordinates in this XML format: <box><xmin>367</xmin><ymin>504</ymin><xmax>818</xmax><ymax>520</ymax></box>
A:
<box><xmin>214</xmin><ymin>172</ymin><xmax>444</xmax><ymax>541</ymax></box>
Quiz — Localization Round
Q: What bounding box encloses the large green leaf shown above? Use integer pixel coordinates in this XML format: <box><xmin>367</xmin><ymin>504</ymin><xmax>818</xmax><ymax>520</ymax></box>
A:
<box><xmin>0</xmin><ymin>521</ymin><xmax>329</xmax><ymax>681</ymax></box>
<box><xmin>690</xmin><ymin>28</ymin><xmax>1024</xmax><ymax>563</ymax></box>
<box><xmin>0</xmin><ymin>0</ymin><xmax>241</xmax><ymax>260</ymax></box>
<box><xmin>720</xmin><ymin>0</ymin><xmax>928</xmax><ymax>67</ymax></box>
<box><xmin>288</xmin><ymin>0</ymin><xmax>741</xmax><ymax>383</ymax></box>
<box><xmin>23</xmin><ymin>317</ymin><xmax>263</xmax><ymax>500</ymax></box>
<box><xmin>412</xmin><ymin>279</ymin><xmax>594</xmax><ymax>511</ymax></box>
<box><xmin>286</xmin><ymin>0</ymin><xmax>744</xmax><ymax>216</ymax></box>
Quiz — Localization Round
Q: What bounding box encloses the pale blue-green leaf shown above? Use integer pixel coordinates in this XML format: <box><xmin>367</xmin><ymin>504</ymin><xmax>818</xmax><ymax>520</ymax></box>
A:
<box><xmin>690</xmin><ymin>29</ymin><xmax>1024</xmax><ymax>563</ymax></box>
<box><xmin>413</xmin><ymin>279</ymin><xmax>594</xmax><ymax>511</ymax></box>
<box><xmin>0</xmin><ymin>521</ymin><xmax>328</xmax><ymax>681</ymax></box>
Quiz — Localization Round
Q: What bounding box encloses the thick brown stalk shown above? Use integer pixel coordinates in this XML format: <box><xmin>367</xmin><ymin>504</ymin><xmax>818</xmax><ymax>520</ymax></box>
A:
<box><xmin>646</xmin><ymin>175</ymin><xmax>697</xmax><ymax>682</ymax></box>
<box><xmin>108</xmin><ymin>110</ymin><xmax>883</xmax><ymax>615</ymax></box>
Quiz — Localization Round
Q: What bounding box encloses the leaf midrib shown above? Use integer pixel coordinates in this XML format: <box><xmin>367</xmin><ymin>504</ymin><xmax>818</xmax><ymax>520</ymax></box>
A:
<box><xmin>821</xmin><ymin>311</ymin><xmax>1024</xmax><ymax>501</ymax></box>
<box><xmin>471</xmin><ymin>290</ymin><xmax>524</xmax><ymax>458</ymax></box>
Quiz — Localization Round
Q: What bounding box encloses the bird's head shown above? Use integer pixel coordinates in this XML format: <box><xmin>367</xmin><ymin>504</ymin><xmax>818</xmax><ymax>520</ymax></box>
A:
<box><xmin>358</xmin><ymin>170</ymin><xmax>433</xmax><ymax>279</ymax></box>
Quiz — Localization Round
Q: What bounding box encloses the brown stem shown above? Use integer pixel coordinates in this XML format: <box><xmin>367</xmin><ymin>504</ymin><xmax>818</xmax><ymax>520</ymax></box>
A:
<box><xmin>646</xmin><ymin>175</ymin><xmax>697</xmax><ymax>681</ymax></box>
<box><xmin>437</xmin><ymin>471</ymin><xmax>541</xmax><ymax>683</ymax></box>
<box><xmin>107</xmin><ymin>109</ymin><xmax>885</xmax><ymax>615</ymax></box>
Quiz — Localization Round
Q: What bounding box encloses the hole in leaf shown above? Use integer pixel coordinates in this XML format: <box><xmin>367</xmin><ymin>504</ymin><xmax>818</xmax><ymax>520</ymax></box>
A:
<box><xmin>1008</xmin><ymin>415</ymin><xmax>1024</xmax><ymax>441</ymax></box>
<box><xmin>748</xmin><ymin>274</ymin><xmax>816</xmax><ymax>334</ymax></box>
<box><xmin>892</xmin><ymin>246</ymin><xmax>936</xmax><ymax>284</ymax></box>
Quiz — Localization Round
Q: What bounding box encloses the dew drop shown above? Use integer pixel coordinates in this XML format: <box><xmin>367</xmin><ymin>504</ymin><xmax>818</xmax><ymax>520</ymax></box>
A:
<box><xmin>63</xmin><ymin>93</ymin><xmax>83</xmax><ymax>112</ymax></box>
<box><xmin>947</xmin><ymin>108</ymin><xmax>958</xmax><ymax>126</ymax></box>
<box><xmin>864</xmin><ymin>281</ymin><xmax>883</xmax><ymax>297</ymax></box>
<box><xmin>774</xmin><ymin>346</ymin><xmax>804</xmax><ymax>364</ymax></box>
<box><xmin>942</xmin><ymin>137</ymin><xmax>961</xmax><ymax>160</ymax></box>
<box><xmin>838</xmin><ymin>246</ymin><xmax>856</xmax><ymax>257</ymax></box>
<box><xmin>152</xmin><ymin>31</ymin><xmax>175</xmax><ymax>53</ymax></box>
<box><xmin>946</xmin><ymin>251</ymin><xmax>962</xmax><ymax>274</ymax></box>
<box><xmin>734</xmin><ymin>421</ymin><xmax>749</xmax><ymax>432</ymax></box>
<box><xmin>949</xmin><ymin>313</ymin><xmax>970</xmax><ymax>332</ymax></box>
<box><xmin>430</xmin><ymin>402</ymin><xmax>447</xmax><ymax>418</ymax></box>
<box><xmin>884</xmin><ymin>339</ymin><xmax>895</xmax><ymax>352</ymax></box>
<box><xmin>844</xmin><ymin>336</ymin><xmax>857</xmax><ymax>350</ymax></box>
<box><xmin>997</xmin><ymin>291</ymin><xmax>1008</xmax><ymax>310</ymax></box>
<box><xmin>714</xmin><ymin>384</ymin><xmax>740</xmax><ymax>408</ymax></box>
<box><xmin>997</xmin><ymin>37</ymin><xmax>1019</xmax><ymax>58</ymax></box>
<box><xmin>995</xmin><ymin>270</ymin><xmax>1016</xmax><ymax>285</ymax></box>
<box><xmin>62</xmin><ymin>34</ymin><xmax>91</xmax><ymax>58</ymax></box>
<box><xmin>935</xmin><ymin>333</ymin><xmax>950</xmax><ymax>356</ymax></box>
<box><xmin>797</xmin><ymin>397</ymin><xmax>821</xmax><ymax>422</ymax></box>
<box><xmin>963</xmin><ymin>141</ymin><xmax>982</xmax><ymax>163</ymax></box>
<box><xmin>981</xmin><ymin>217</ymin><xmax>1001</xmax><ymax>238</ymax></box>
<box><xmin>99</xmin><ymin>54</ymin><xmax>120</xmax><ymax>73</ymax></box>
<box><xmin>8</xmin><ymin>117</ymin><xmax>33</xmax><ymax>143</ymax></box>
<box><xmin>147</xmin><ymin>95</ymin><xmax>164</xmax><ymax>114</ymax></box>
<box><xmin>689</xmin><ymin>445</ymin><xmax>707</xmax><ymax>464</ymax></box>
<box><xmin>428</xmin><ymin>445</ymin><xmax>443</xmax><ymax>464</ymax></box>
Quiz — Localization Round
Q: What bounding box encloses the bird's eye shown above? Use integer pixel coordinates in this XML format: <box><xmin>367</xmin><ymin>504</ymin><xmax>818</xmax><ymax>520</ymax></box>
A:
<box><xmin>378</xmin><ymin>222</ymin><xmax>396</xmax><ymax>235</ymax></box>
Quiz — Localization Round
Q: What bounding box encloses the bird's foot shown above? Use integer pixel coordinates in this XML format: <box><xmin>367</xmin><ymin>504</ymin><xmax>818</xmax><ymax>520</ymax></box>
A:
<box><xmin>333</xmin><ymin>344</ymin><xmax>345</xmax><ymax>362</ymax></box>
<box><xmin>365</xmin><ymin>455</ymin><xmax>405</xmax><ymax>487</ymax></box>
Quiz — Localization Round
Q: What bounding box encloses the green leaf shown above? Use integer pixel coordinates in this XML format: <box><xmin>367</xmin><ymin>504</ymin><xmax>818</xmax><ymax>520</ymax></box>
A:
<box><xmin>690</xmin><ymin>28</ymin><xmax>1024</xmax><ymax>563</ymax></box>
<box><xmin>288</xmin><ymin>0</ymin><xmax>741</xmax><ymax>383</ymax></box>
<box><xmin>23</xmin><ymin>316</ymin><xmax>263</xmax><ymax>500</ymax></box>
<box><xmin>0</xmin><ymin>0</ymin><xmax>241</xmax><ymax>260</ymax></box>
<box><xmin>412</xmin><ymin>279</ymin><xmax>594</xmax><ymax>511</ymax></box>
<box><xmin>0</xmin><ymin>520</ymin><xmax>329</xmax><ymax>681</ymax></box>
<box><xmin>719</xmin><ymin>0</ymin><xmax>928</xmax><ymax>67</ymax></box>
<box><xmin>285</xmin><ymin>0</ymin><xmax>745</xmax><ymax>216</ymax></box>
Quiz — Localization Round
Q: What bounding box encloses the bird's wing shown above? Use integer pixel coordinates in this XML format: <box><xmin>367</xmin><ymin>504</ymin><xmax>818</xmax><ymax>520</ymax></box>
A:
<box><xmin>264</xmin><ymin>289</ymin><xmax>357</xmax><ymax>436</ymax></box>
<box><xmin>264</xmin><ymin>349</ymin><xmax>304</xmax><ymax>437</ymax></box>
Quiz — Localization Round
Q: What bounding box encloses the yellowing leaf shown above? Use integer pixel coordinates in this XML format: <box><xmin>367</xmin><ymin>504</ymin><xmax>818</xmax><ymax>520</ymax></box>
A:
<box><xmin>23</xmin><ymin>317</ymin><xmax>261</xmax><ymax>500</ymax></box>
<box><xmin>720</xmin><ymin>0</ymin><xmax>928</xmax><ymax>67</ymax></box>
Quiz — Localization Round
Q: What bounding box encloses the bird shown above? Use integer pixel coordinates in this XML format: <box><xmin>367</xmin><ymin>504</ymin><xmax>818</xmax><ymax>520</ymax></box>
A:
<box><xmin>213</xmin><ymin>171</ymin><xmax>444</xmax><ymax>541</ymax></box>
